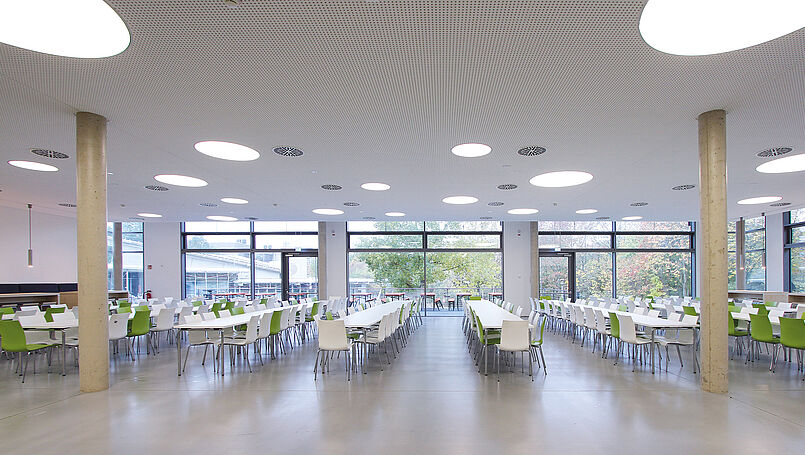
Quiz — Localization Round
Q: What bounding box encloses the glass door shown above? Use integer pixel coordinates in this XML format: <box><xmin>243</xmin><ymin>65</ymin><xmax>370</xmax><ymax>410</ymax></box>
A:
<box><xmin>539</xmin><ymin>252</ymin><xmax>575</xmax><ymax>300</ymax></box>
<box><xmin>282</xmin><ymin>252</ymin><xmax>318</xmax><ymax>302</ymax></box>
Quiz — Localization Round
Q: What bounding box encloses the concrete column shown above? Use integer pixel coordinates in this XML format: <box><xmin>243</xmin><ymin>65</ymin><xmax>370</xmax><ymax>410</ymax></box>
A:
<box><xmin>530</xmin><ymin>221</ymin><xmax>540</xmax><ymax>299</ymax></box>
<box><xmin>317</xmin><ymin>221</ymin><xmax>327</xmax><ymax>301</ymax></box>
<box><xmin>698</xmin><ymin>109</ymin><xmax>729</xmax><ymax>393</ymax></box>
<box><xmin>76</xmin><ymin>112</ymin><xmax>109</xmax><ymax>393</ymax></box>
<box><xmin>113</xmin><ymin>222</ymin><xmax>123</xmax><ymax>290</ymax></box>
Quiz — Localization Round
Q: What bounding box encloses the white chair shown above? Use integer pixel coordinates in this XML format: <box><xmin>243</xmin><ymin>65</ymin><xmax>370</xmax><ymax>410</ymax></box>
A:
<box><xmin>356</xmin><ymin>313</ymin><xmax>392</xmax><ymax>372</ymax></box>
<box><xmin>180</xmin><ymin>314</ymin><xmax>217</xmax><ymax>372</ymax></box>
<box><xmin>593</xmin><ymin>308</ymin><xmax>610</xmax><ymax>356</ymax></box>
<box><xmin>582</xmin><ymin>307</ymin><xmax>596</xmax><ymax>348</ymax></box>
<box><xmin>498</xmin><ymin>320</ymin><xmax>532</xmax><ymax>380</ymax></box>
<box><xmin>656</xmin><ymin>314</ymin><xmax>697</xmax><ymax>371</ymax></box>
<box><xmin>615</xmin><ymin>314</ymin><xmax>653</xmax><ymax>371</ymax></box>
<box><xmin>149</xmin><ymin>307</ymin><xmax>175</xmax><ymax>352</ymax></box>
<box><xmin>108</xmin><ymin>313</ymin><xmax>130</xmax><ymax>357</ymax></box>
<box><xmin>314</xmin><ymin>319</ymin><xmax>353</xmax><ymax>380</ymax></box>
<box><xmin>221</xmin><ymin>315</ymin><xmax>260</xmax><ymax>373</ymax></box>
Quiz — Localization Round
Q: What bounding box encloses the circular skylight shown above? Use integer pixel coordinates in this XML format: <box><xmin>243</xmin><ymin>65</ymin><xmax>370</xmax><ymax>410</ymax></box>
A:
<box><xmin>154</xmin><ymin>174</ymin><xmax>208</xmax><ymax>187</ymax></box>
<box><xmin>639</xmin><ymin>0</ymin><xmax>805</xmax><ymax>56</ymax></box>
<box><xmin>0</xmin><ymin>0</ymin><xmax>130</xmax><ymax>58</ymax></box>
<box><xmin>312</xmin><ymin>208</ymin><xmax>344</xmax><ymax>216</ymax></box>
<box><xmin>385</xmin><ymin>212</ymin><xmax>405</xmax><ymax>217</ymax></box>
<box><xmin>507</xmin><ymin>208</ymin><xmax>539</xmax><ymax>215</ymax></box>
<box><xmin>137</xmin><ymin>213</ymin><xmax>162</xmax><ymax>218</ymax></box>
<box><xmin>529</xmin><ymin>171</ymin><xmax>593</xmax><ymax>188</ymax></box>
<box><xmin>206</xmin><ymin>215</ymin><xmax>238</xmax><ymax>221</ymax></box>
<box><xmin>622</xmin><ymin>216</ymin><xmax>643</xmax><ymax>221</ymax></box>
<box><xmin>8</xmin><ymin>160</ymin><xmax>58</xmax><ymax>172</ymax></box>
<box><xmin>442</xmin><ymin>196</ymin><xmax>479</xmax><ymax>205</ymax></box>
<box><xmin>221</xmin><ymin>197</ymin><xmax>248</xmax><ymax>204</ymax></box>
<box><xmin>576</xmin><ymin>209</ymin><xmax>598</xmax><ymax>214</ymax></box>
<box><xmin>737</xmin><ymin>196</ymin><xmax>782</xmax><ymax>205</ymax></box>
<box><xmin>194</xmin><ymin>141</ymin><xmax>260</xmax><ymax>161</ymax></box>
<box><xmin>756</xmin><ymin>153</ymin><xmax>805</xmax><ymax>173</ymax></box>
<box><xmin>451</xmin><ymin>143</ymin><xmax>492</xmax><ymax>158</ymax></box>
<box><xmin>361</xmin><ymin>182</ymin><xmax>391</xmax><ymax>191</ymax></box>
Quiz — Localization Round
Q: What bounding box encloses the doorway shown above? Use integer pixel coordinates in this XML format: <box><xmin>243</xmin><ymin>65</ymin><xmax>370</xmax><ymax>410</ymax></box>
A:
<box><xmin>281</xmin><ymin>252</ymin><xmax>318</xmax><ymax>302</ymax></box>
<box><xmin>539</xmin><ymin>252</ymin><xmax>575</xmax><ymax>300</ymax></box>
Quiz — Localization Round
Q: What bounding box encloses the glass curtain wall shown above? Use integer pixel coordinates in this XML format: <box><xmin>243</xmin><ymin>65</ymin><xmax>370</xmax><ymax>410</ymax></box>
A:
<box><xmin>785</xmin><ymin>208</ymin><xmax>805</xmax><ymax>292</ymax></box>
<box><xmin>181</xmin><ymin>221</ymin><xmax>318</xmax><ymax>300</ymax></box>
<box><xmin>106</xmin><ymin>222</ymin><xmax>144</xmax><ymax>298</ymax></box>
<box><xmin>743</xmin><ymin>216</ymin><xmax>766</xmax><ymax>290</ymax></box>
<box><xmin>538</xmin><ymin>221</ymin><xmax>695</xmax><ymax>299</ymax></box>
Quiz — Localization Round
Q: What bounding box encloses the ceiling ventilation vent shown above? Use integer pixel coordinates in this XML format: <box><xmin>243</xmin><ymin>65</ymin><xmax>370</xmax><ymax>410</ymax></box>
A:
<box><xmin>497</xmin><ymin>184</ymin><xmax>518</xmax><ymax>190</ymax></box>
<box><xmin>145</xmin><ymin>185</ymin><xmax>169</xmax><ymax>191</ymax></box>
<box><xmin>321</xmin><ymin>184</ymin><xmax>342</xmax><ymax>191</ymax></box>
<box><xmin>58</xmin><ymin>203</ymin><xmax>77</xmax><ymax>208</ymax></box>
<box><xmin>630</xmin><ymin>202</ymin><xmax>648</xmax><ymax>207</ymax></box>
<box><xmin>343</xmin><ymin>202</ymin><xmax>360</xmax><ymax>206</ymax></box>
<box><xmin>273</xmin><ymin>146</ymin><xmax>303</xmax><ymax>157</ymax></box>
<box><xmin>31</xmin><ymin>148</ymin><xmax>69</xmax><ymax>159</ymax></box>
<box><xmin>362</xmin><ymin>216</ymin><xmax>376</xmax><ymax>220</ymax></box>
<box><xmin>245</xmin><ymin>216</ymin><xmax>258</xmax><ymax>220</ymax></box>
<box><xmin>479</xmin><ymin>216</ymin><xmax>494</xmax><ymax>220</ymax></box>
<box><xmin>770</xmin><ymin>202</ymin><xmax>791</xmax><ymax>207</ymax></box>
<box><xmin>672</xmin><ymin>184</ymin><xmax>695</xmax><ymax>191</ymax></box>
<box><xmin>596</xmin><ymin>216</ymin><xmax>610</xmax><ymax>220</ymax></box>
<box><xmin>200</xmin><ymin>202</ymin><xmax>218</xmax><ymax>207</ymax></box>
<box><xmin>488</xmin><ymin>201</ymin><xmax>504</xmax><ymax>206</ymax></box>
<box><xmin>129</xmin><ymin>217</ymin><xmax>145</xmax><ymax>221</ymax></box>
<box><xmin>517</xmin><ymin>146</ymin><xmax>546</xmax><ymax>157</ymax></box>
<box><xmin>757</xmin><ymin>147</ymin><xmax>792</xmax><ymax>158</ymax></box>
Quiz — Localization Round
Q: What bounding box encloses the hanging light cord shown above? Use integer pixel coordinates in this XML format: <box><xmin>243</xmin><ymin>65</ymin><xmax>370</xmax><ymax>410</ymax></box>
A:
<box><xmin>28</xmin><ymin>204</ymin><xmax>32</xmax><ymax>250</ymax></box>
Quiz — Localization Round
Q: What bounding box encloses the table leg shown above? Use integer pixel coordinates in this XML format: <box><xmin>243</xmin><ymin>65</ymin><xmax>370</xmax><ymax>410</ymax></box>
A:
<box><xmin>693</xmin><ymin>328</ymin><xmax>698</xmax><ymax>374</ymax></box>
<box><xmin>177</xmin><ymin>329</ymin><xmax>182</xmax><ymax>376</ymax></box>
<box><xmin>650</xmin><ymin>328</ymin><xmax>655</xmax><ymax>374</ymax></box>
<box><xmin>220</xmin><ymin>329</ymin><xmax>225</xmax><ymax>377</ymax></box>
<box><xmin>61</xmin><ymin>330</ymin><xmax>66</xmax><ymax>376</ymax></box>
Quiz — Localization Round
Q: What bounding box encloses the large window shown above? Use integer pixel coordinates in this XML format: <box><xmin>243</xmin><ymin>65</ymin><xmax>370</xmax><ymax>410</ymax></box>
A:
<box><xmin>181</xmin><ymin>221</ymin><xmax>318</xmax><ymax>300</ymax></box>
<box><xmin>744</xmin><ymin>216</ymin><xmax>766</xmax><ymax>290</ymax></box>
<box><xmin>107</xmin><ymin>222</ymin><xmax>144</xmax><ymax>298</ymax></box>
<box><xmin>728</xmin><ymin>221</ymin><xmax>737</xmax><ymax>290</ymax></box>
<box><xmin>347</xmin><ymin>221</ymin><xmax>503</xmax><ymax>314</ymax></box>
<box><xmin>538</xmin><ymin>221</ymin><xmax>695</xmax><ymax>299</ymax></box>
<box><xmin>785</xmin><ymin>209</ymin><xmax>805</xmax><ymax>292</ymax></box>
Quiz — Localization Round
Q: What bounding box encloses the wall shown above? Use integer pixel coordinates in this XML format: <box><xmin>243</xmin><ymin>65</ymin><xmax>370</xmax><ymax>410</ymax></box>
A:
<box><xmin>503</xmin><ymin>221</ymin><xmax>532</xmax><ymax>312</ymax></box>
<box><xmin>323</xmin><ymin>221</ymin><xmax>347</xmax><ymax>299</ymax></box>
<box><xmin>765</xmin><ymin>213</ymin><xmax>784</xmax><ymax>292</ymax></box>
<box><xmin>143</xmin><ymin>222</ymin><xmax>181</xmax><ymax>299</ymax></box>
<box><xmin>0</xmin><ymin>204</ymin><xmax>77</xmax><ymax>283</ymax></box>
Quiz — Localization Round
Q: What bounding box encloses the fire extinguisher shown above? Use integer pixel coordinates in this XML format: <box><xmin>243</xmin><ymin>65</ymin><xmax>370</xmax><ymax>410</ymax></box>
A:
<box><xmin>145</xmin><ymin>290</ymin><xmax>152</xmax><ymax>299</ymax></box>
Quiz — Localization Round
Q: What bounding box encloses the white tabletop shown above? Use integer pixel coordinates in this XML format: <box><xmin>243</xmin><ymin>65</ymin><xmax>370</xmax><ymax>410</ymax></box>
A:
<box><xmin>573</xmin><ymin>303</ymin><xmax>698</xmax><ymax>329</ymax></box>
<box><xmin>468</xmin><ymin>300</ymin><xmax>522</xmax><ymax>330</ymax></box>
<box><xmin>342</xmin><ymin>301</ymin><xmax>405</xmax><ymax>328</ymax></box>
<box><xmin>174</xmin><ymin>304</ymin><xmax>301</xmax><ymax>330</ymax></box>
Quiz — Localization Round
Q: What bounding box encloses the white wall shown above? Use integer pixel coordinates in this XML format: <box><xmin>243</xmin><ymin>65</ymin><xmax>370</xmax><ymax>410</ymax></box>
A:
<box><xmin>143</xmin><ymin>222</ymin><xmax>181</xmax><ymax>299</ymax></box>
<box><xmin>765</xmin><ymin>213</ymin><xmax>784</xmax><ymax>292</ymax></box>
<box><xmin>0</xmin><ymin>204</ymin><xmax>77</xmax><ymax>283</ymax></box>
<box><xmin>503</xmin><ymin>221</ymin><xmax>532</xmax><ymax>312</ymax></box>
<box><xmin>324</xmin><ymin>221</ymin><xmax>347</xmax><ymax>298</ymax></box>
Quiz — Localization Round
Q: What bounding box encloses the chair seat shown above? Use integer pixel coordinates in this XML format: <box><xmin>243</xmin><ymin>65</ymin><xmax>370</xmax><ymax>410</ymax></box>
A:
<box><xmin>753</xmin><ymin>337</ymin><xmax>780</xmax><ymax>344</ymax></box>
<box><xmin>730</xmin><ymin>330</ymin><xmax>749</xmax><ymax>337</ymax></box>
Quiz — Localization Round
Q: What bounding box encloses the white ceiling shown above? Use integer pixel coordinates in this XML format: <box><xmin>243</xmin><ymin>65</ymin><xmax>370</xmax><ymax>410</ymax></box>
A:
<box><xmin>0</xmin><ymin>0</ymin><xmax>804</xmax><ymax>223</ymax></box>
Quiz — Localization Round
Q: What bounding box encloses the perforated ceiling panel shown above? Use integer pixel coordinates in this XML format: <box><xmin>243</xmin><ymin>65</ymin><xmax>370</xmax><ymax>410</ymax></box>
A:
<box><xmin>1</xmin><ymin>1</ymin><xmax>804</xmax><ymax>221</ymax></box>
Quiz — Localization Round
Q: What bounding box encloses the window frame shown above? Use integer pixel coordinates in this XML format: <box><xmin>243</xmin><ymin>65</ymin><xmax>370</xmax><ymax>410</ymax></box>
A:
<box><xmin>784</xmin><ymin>210</ymin><xmax>805</xmax><ymax>292</ymax></box>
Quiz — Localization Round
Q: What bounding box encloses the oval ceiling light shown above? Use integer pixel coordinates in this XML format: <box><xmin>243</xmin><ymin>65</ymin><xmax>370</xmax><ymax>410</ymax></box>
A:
<box><xmin>756</xmin><ymin>153</ymin><xmax>805</xmax><ymax>173</ymax></box>
<box><xmin>622</xmin><ymin>216</ymin><xmax>643</xmax><ymax>221</ymax></box>
<box><xmin>154</xmin><ymin>174</ymin><xmax>208</xmax><ymax>187</ymax></box>
<box><xmin>206</xmin><ymin>215</ymin><xmax>238</xmax><ymax>221</ymax></box>
<box><xmin>220</xmin><ymin>197</ymin><xmax>248</xmax><ymax>205</ymax></box>
<box><xmin>0</xmin><ymin>0</ymin><xmax>130</xmax><ymax>58</ymax></box>
<box><xmin>385</xmin><ymin>212</ymin><xmax>405</xmax><ymax>217</ymax></box>
<box><xmin>737</xmin><ymin>196</ymin><xmax>782</xmax><ymax>205</ymax></box>
<box><xmin>576</xmin><ymin>209</ymin><xmax>598</xmax><ymax>214</ymax></box>
<box><xmin>451</xmin><ymin>143</ymin><xmax>492</xmax><ymax>158</ymax></box>
<box><xmin>137</xmin><ymin>213</ymin><xmax>162</xmax><ymax>218</ymax></box>
<box><xmin>361</xmin><ymin>182</ymin><xmax>390</xmax><ymax>191</ymax></box>
<box><xmin>194</xmin><ymin>141</ymin><xmax>260</xmax><ymax>161</ymax></box>
<box><xmin>639</xmin><ymin>0</ymin><xmax>805</xmax><ymax>56</ymax></box>
<box><xmin>507</xmin><ymin>208</ymin><xmax>539</xmax><ymax>215</ymax></box>
<box><xmin>312</xmin><ymin>208</ymin><xmax>344</xmax><ymax>216</ymax></box>
<box><xmin>442</xmin><ymin>196</ymin><xmax>479</xmax><ymax>205</ymax></box>
<box><xmin>529</xmin><ymin>171</ymin><xmax>593</xmax><ymax>188</ymax></box>
<box><xmin>8</xmin><ymin>160</ymin><xmax>58</xmax><ymax>172</ymax></box>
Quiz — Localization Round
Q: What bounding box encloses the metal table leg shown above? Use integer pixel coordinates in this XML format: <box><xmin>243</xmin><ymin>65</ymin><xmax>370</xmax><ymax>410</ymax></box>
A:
<box><xmin>61</xmin><ymin>330</ymin><xmax>67</xmax><ymax>376</ymax></box>
<box><xmin>693</xmin><ymin>328</ymin><xmax>698</xmax><ymax>374</ymax></box>
<box><xmin>651</xmin><ymin>328</ymin><xmax>655</xmax><ymax>374</ymax></box>
<box><xmin>177</xmin><ymin>329</ymin><xmax>183</xmax><ymax>376</ymax></box>
<box><xmin>220</xmin><ymin>329</ymin><xmax>225</xmax><ymax>377</ymax></box>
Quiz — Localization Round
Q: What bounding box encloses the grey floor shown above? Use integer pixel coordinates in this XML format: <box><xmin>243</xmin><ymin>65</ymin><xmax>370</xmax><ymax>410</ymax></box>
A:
<box><xmin>1</xmin><ymin>317</ymin><xmax>803</xmax><ymax>455</ymax></box>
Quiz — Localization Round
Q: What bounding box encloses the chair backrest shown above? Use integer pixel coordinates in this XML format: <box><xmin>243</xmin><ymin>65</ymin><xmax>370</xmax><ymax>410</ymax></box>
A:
<box><xmin>749</xmin><ymin>313</ymin><xmax>775</xmax><ymax>342</ymax></box>
<box><xmin>218</xmin><ymin>309</ymin><xmax>231</xmax><ymax>318</ymax></box>
<box><xmin>258</xmin><ymin>313</ymin><xmax>271</xmax><ymax>338</ymax></box>
<box><xmin>584</xmin><ymin>307</ymin><xmax>596</xmax><ymax>329</ymax></box>
<box><xmin>779</xmin><ymin>317</ymin><xmax>805</xmax><ymax>349</ymax></box>
<box><xmin>270</xmin><ymin>309</ymin><xmax>284</xmax><ymax>334</ymax></box>
<box><xmin>154</xmin><ymin>308</ymin><xmax>174</xmax><ymax>330</ymax></box>
<box><xmin>178</xmin><ymin>306</ymin><xmax>193</xmax><ymax>319</ymax></box>
<box><xmin>109</xmin><ymin>313</ymin><xmax>130</xmax><ymax>339</ymax></box>
<box><xmin>317</xmin><ymin>319</ymin><xmax>349</xmax><ymax>350</ymax></box>
<box><xmin>647</xmin><ymin>309</ymin><xmax>660</xmax><ymax>318</ymax></box>
<box><xmin>608</xmin><ymin>312</ymin><xmax>620</xmax><ymax>338</ymax></box>
<box><xmin>129</xmin><ymin>310</ymin><xmax>150</xmax><ymax>336</ymax></box>
<box><xmin>594</xmin><ymin>309</ymin><xmax>607</xmax><ymax>334</ymax></box>
<box><xmin>0</xmin><ymin>320</ymin><xmax>28</xmax><ymax>351</ymax></box>
<box><xmin>243</xmin><ymin>315</ymin><xmax>260</xmax><ymax>343</ymax></box>
<box><xmin>201</xmin><ymin>312</ymin><xmax>217</xmax><ymax>321</ymax></box>
<box><xmin>680</xmin><ymin>314</ymin><xmax>698</xmax><ymax>325</ymax></box>
<box><xmin>616</xmin><ymin>314</ymin><xmax>639</xmax><ymax>343</ymax></box>
<box><xmin>500</xmin><ymin>320</ymin><xmax>530</xmax><ymax>351</ymax></box>
<box><xmin>514</xmin><ymin>306</ymin><xmax>524</xmax><ymax>318</ymax></box>
<box><xmin>51</xmin><ymin>312</ymin><xmax>76</xmax><ymax>324</ymax></box>
<box><xmin>19</xmin><ymin>313</ymin><xmax>47</xmax><ymax>326</ymax></box>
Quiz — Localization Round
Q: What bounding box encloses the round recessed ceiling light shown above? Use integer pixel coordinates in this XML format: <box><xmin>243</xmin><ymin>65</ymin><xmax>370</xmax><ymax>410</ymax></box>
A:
<box><xmin>622</xmin><ymin>216</ymin><xmax>643</xmax><ymax>221</ymax></box>
<box><xmin>154</xmin><ymin>174</ymin><xmax>208</xmax><ymax>187</ymax></box>
<box><xmin>442</xmin><ymin>196</ymin><xmax>479</xmax><ymax>205</ymax></box>
<box><xmin>529</xmin><ymin>171</ymin><xmax>593</xmax><ymax>188</ymax></box>
<box><xmin>321</xmin><ymin>184</ymin><xmax>342</xmax><ymax>191</ymax></box>
<box><xmin>672</xmin><ymin>184</ymin><xmax>696</xmax><ymax>191</ymax></box>
<box><xmin>517</xmin><ymin>146</ymin><xmax>547</xmax><ymax>157</ymax></box>
<box><xmin>206</xmin><ymin>215</ymin><xmax>238</xmax><ymax>221</ymax></box>
<box><xmin>144</xmin><ymin>185</ymin><xmax>169</xmax><ymax>191</ymax></box>
<box><xmin>137</xmin><ymin>213</ymin><xmax>162</xmax><ymax>218</ymax></box>
<box><xmin>312</xmin><ymin>208</ymin><xmax>344</xmax><ymax>216</ymax></box>
<box><xmin>273</xmin><ymin>146</ymin><xmax>304</xmax><ymax>157</ymax></box>
<box><xmin>757</xmin><ymin>147</ymin><xmax>793</xmax><ymax>158</ymax></box>
<box><xmin>30</xmin><ymin>148</ymin><xmax>68</xmax><ymax>159</ymax></box>
<box><xmin>221</xmin><ymin>197</ymin><xmax>248</xmax><ymax>205</ymax></box>
<box><xmin>0</xmin><ymin>0</ymin><xmax>130</xmax><ymax>58</ymax></box>
<box><xmin>756</xmin><ymin>153</ymin><xmax>805</xmax><ymax>174</ymax></box>
<box><xmin>194</xmin><ymin>141</ymin><xmax>260</xmax><ymax>161</ymax></box>
<box><xmin>488</xmin><ymin>201</ymin><xmax>504</xmax><ymax>207</ymax></box>
<box><xmin>639</xmin><ymin>0</ymin><xmax>805</xmax><ymax>56</ymax></box>
<box><xmin>507</xmin><ymin>208</ymin><xmax>539</xmax><ymax>215</ymax></box>
<box><xmin>451</xmin><ymin>143</ymin><xmax>491</xmax><ymax>158</ymax></box>
<box><xmin>576</xmin><ymin>209</ymin><xmax>598</xmax><ymax>214</ymax></box>
<box><xmin>737</xmin><ymin>196</ymin><xmax>783</xmax><ymax>205</ymax></box>
<box><xmin>361</xmin><ymin>182</ymin><xmax>390</xmax><ymax>191</ymax></box>
<box><xmin>385</xmin><ymin>212</ymin><xmax>405</xmax><ymax>217</ymax></box>
<box><xmin>497</xmin><ymin>184</ymin><xmax>518</xmax><ymax>190</ymax></box>
<box><xmin>8</xmin><ymin>160</ymin><xmax>58</xmax><ymax>172</ymax></box>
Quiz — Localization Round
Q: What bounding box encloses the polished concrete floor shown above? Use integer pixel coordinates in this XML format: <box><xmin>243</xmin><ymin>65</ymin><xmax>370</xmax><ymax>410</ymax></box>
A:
<box><xmin>1</xmin><ymin>317</ymin><xmax>803</xmax><ymax>455</ymax></box>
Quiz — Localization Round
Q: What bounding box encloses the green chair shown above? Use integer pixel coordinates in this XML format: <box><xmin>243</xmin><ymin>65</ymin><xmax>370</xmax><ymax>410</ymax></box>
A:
<box><xmin>752</xmin><ymin>303</ymin><xmax>768</xmax><ymax>315</ymax></box>
<box><xmin>608</xmin><ymin>312</ymin><xmax>621</xmax><ymax>361</ymax></box>
<box><xmin>728</xmin><ymin>312</ymin><xmax>748</xmax><ymax>359</ymax></box>
<box><xmin>530</xmin><ymin>315</ymin><xmax>547</xmax><ymax>374</ymax></box>
<box><xmin>126</xmin><ymin>310</ymin><xmax>153</xmax><ymax>359</ymax></box>
<box><xmin>325</xmin><ymin>310</ymin><xmax>334</xmax><ymax>320</ymax></box>
<box><xmin>0</xmin><ymin>320</ymin><xmax>58</xmax><ymax>382</ymax></box>
<box><xmin>211</xmin><ymin>301</ymin><xmax>223</xmax><ymax>317</ymax></box>
<box><xmin>192</xmin><ymin>300</ymin><xmax>202</xmax><ymax>307</ymax></box>
<box><xmin>268</xmin><ymin>309</ymin><xmax>285</xmax><ymax>358</ymax></box>
<box><xmin>231</xmin><ymin>307</ymin><xmax>246</xmax><ymax>332</ymax></box>
<box><xmin>306</xmin><ymin>301</ymin><xmax>320</xmax><ymax>322</ymax></box>
<box><xmin>117</xmin><ymin>306</ymin><xmax>132</xmax><ymax>314</ymax></box>
<box><xmin>748</xmin><ymin>313</ymin><xmax>780</xmax><ymax>370</ymax></box>
<box><xmin>778</xmin><ymin>317</ymin><xmax>805</xmax><ymax>378</ymax></box>
<box><xmin>468</xmin><ymin>296</ymin><xmax>482</xmax><ymax>301</ymax></box>
<box><xmin>224</xmin><ymin>301</ymin><xmax>235</xmax><ymax>312</ymax></box>
<box><xmin>44</xmin><ymin>307</ymin><xmax>66</xmax><ymax>323</ymax></box>
<box><xmin>0</xmin><ymin>307</ymin><xmax>15</xmax><ymax>316</ymax></box>
<box><xmin>474</xmin><ymin>314</ymin><xmax>500</xmax><ymax>375</ymax></box>
<box><xmin>682</xmin><ymin>306</ymin><xmax>699</xmax><ymax>316</ymax></box>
